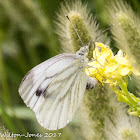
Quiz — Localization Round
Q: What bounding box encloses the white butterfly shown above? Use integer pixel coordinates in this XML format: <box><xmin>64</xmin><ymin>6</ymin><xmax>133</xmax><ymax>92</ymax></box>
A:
<box><xmin>18</xmin><ymin>44</ymin><xmax>97</xmax><ymax>130</ymax></box>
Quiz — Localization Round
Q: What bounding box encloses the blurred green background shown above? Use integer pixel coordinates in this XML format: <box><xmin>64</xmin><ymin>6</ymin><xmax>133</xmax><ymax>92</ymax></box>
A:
<box><xmin>0</xmin><ymin>0</ymin><xmax>140</xmax><ymax>140</ymax></box>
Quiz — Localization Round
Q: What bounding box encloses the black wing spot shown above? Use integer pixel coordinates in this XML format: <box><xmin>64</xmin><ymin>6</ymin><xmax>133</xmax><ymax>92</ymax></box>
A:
<box><xmin>36</xmin><ymin>89</ymin><xmax>43</xmax><ymax>96</ymax></box>
<box><xmin>86</xmin><ymin>77</ymin><xmax>97</xmax><ymax>90</ymax></box>
<box><xmin>86</xmin><ymin>82</ymin><xmax>93</xmax><ymax>90</ymax></box>
<box><xmin>86</xmin><ymin>83</ymin><xmax>90</xmax><ymax>90</ymax></box>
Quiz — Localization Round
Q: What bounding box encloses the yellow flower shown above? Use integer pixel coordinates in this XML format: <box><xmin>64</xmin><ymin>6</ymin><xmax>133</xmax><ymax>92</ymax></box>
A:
<box><xmin>86</xmin><ymin>43</ymin><xmax>132</xmax><ymax>85</ymax></box>
<box><xmin>86</xmin><ymin>61</ymin><xmax>104</xmax><ymax>85</ymax></box>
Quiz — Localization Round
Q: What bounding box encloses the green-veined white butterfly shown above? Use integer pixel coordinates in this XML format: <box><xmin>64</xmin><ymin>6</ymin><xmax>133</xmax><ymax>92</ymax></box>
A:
<box><xmin>18</xmin><ymin>16</ymin><xmax>97</xmax><ymax>130</ymax></box>
<box><xmin>18</xmin><ymin>45</ymin><xmax>96</xmax><ymax>130</ymax></box>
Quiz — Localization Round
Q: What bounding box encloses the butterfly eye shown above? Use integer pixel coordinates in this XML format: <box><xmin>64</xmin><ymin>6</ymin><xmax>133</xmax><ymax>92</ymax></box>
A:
<box><xmin>76</xmin><ymin>47</ymin><xmax>87</xmax><ymax>56</ymax></box>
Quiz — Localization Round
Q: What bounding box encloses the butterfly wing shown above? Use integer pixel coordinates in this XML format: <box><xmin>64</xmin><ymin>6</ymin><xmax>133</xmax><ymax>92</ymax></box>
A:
<box><xmin>19</xmin><ymin>53</ymin><xmax>87</xmax><ymax>130</ymax></box>
<box><xmin>19</xmin><ymin>53</ymin><xmax>80</xmax><ymax>104</ymax></box>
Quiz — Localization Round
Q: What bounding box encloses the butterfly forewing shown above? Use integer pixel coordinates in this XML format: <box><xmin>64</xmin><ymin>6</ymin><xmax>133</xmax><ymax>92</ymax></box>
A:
<box><xmin>19</xmin><ymin>54</ymin><xmax>79</xmax><ymax>103</ymax></box>
<box><xmin>19</xmin><ymin>53</ymin><xmax>87</xmax><ymax>130</ymax></box>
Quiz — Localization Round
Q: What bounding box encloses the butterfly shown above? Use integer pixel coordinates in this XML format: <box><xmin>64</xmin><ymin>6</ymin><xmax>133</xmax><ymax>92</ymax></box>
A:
<box><xmin>18</xmin><ymin>43</ymin><xmax>97</xmax><ymax>130</ymax></box>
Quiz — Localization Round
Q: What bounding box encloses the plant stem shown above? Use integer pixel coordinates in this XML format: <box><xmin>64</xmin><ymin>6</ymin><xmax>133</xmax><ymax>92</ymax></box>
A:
<box><xmin>0</xmin><ymin>42</ymin><xmax>11</xmax><ymax>106</ymax></box>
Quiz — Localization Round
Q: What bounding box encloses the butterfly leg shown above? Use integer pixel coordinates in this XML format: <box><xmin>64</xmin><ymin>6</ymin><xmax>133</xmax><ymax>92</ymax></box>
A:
<box><xmin>86</xmin><ymin>65</ymin><xmax>106</xmax><ymax>81</ymax></box>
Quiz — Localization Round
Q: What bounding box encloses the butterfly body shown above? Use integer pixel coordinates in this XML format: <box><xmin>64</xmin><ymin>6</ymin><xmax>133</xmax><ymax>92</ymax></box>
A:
<box><xmin>19</xmin><ymin>45</ymin><xmax>96</xmax><ymax>130</ymax></box>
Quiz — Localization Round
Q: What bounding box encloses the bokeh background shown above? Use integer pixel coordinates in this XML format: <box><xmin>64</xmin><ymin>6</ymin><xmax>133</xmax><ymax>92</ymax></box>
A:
<box><xmin>0</xmin><ymin>0</ymin><xmax>140</xmax><ymax>140</ymax></box>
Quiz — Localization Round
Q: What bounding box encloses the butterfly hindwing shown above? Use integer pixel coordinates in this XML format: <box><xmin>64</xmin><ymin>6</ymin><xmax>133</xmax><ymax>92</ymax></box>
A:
<box><xmin>36</xmin><ymin>62</ymin><xmax>87</xmax><ymax>130</ymax></box>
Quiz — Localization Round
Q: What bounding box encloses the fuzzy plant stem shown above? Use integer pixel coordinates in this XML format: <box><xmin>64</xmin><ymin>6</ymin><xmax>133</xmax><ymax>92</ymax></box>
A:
<box><xmin>68</xmin><ymin>11</ymin><xmax>111</xmax><ymax>140</ymax></box>
<box><xmin>117</xmin><ymin>12</ymin><xmax>140</xmax><ymax>67</ymax></box>
<box><xmin>109</xmin><ymin>1</ymin><xmax>140</xmax><ymax>71</ymax></box>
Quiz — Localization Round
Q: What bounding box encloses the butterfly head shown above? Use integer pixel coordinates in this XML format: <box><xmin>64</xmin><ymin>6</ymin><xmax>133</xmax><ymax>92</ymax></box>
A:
<box><xmin>76</xmin><ymin>45</ymin><xmax>89</xmax><ymax>57</ymax></box>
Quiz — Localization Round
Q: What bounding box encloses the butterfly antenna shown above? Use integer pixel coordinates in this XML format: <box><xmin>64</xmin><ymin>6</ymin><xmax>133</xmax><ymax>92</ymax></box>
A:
<box><xmin>86</xmin><ymin>25</ymin><xmax>112</xmax><ymax>53</ymax></box>
<box><xmin>87</xmin><ymin>25</ymin><xmax>112</xmax><ymax>46</ymax></box>
<box><xmin>66</xmin><ymin>15</ymin><xmax>84</xmax><ymax>47</ymax></box>
<box><xmin>96</xmin><ymin>25</ymin><xmax>112</xmax><ymax>40</ymax></box>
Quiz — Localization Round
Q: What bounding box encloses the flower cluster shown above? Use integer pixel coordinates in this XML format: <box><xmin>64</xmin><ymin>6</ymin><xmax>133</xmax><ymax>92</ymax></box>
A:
<box><xmin>86</xmin><ymin>42</ymin><xmax>140</xmax><ymax>117</ymax></box>
<box><xmin>86</xmin><ymin>42</ymin><xmax>132</xmax><ymax>86</ymax></box>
